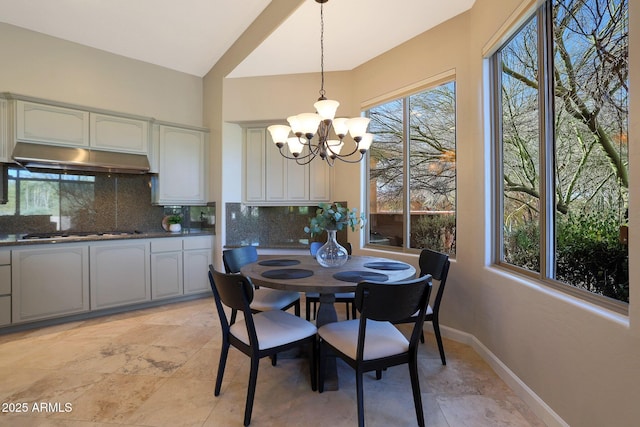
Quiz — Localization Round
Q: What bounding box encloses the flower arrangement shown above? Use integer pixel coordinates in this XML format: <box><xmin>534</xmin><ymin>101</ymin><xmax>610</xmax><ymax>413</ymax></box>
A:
<box><xmin>304</xmin><ymin>202</ymin><xmax>366</xmax><ymax>237</ymax></box>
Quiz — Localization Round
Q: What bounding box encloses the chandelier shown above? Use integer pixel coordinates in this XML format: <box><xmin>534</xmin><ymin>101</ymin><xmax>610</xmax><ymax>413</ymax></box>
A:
<box><xmin>267</xmin><ymin>0</ymin><xmax>372</xmax><ymax>166</ymax></box>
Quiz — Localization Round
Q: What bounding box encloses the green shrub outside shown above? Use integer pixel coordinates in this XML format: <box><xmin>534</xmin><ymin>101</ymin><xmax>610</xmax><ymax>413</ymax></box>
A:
<box><xmin>504</xmin><ymin>211</ymin><xmax>628</xmax><ymax>303</ymax></box>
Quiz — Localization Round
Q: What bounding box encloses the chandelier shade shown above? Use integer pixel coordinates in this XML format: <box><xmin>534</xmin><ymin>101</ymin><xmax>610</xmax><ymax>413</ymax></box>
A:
<box><xmin>267</xmin><ymin>0</ymin><xmax>372</xmax><ymax>166</ymax></box>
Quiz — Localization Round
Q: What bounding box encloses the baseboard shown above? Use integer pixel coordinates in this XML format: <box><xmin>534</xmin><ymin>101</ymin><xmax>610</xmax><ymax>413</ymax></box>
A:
<box><xmin>440</xmin><ymin>325</ymin><xmax>569</xmax><ymax>427</ymax></box>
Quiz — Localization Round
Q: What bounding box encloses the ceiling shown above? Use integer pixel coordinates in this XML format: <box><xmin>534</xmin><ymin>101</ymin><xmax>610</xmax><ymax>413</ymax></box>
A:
<box><xmin>0</xmin><ymin>0</ymin><xmax>475</xmax><ymax>78</ymax></box>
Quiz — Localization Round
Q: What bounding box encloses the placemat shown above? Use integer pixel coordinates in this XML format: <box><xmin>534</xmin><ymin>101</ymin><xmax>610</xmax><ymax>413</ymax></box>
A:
<box><xmin>258</xmin><ymin>259</ymin><xmax>301</xmax><ymax>267</ymax></box>
<box><xmin>333</xmin><ymin>270</ymin><xmax>389</xmax><ymax>283</ymax></box>
<box><xmin>363</xmin><ymin>261</ymin><xmax>411</xmax><ymax>271</ymax></box>
<box><xmin>261</xmin><ymin>268</ymin><xmax>314</xmax><ymax>280</ymax></box>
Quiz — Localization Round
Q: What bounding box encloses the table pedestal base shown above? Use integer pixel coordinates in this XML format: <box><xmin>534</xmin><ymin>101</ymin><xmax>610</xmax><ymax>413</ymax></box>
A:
<box><xmin>317</xmin><ymin>293</ymin><xmax>338</xmax><ymax>391</ymax></box>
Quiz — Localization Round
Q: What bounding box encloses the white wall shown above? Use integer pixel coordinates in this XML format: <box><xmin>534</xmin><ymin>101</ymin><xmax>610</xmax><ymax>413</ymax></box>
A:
<box><xmin>0</xmin><ymin>23</ymin><xmax>203</xmax><ymax>126</ymax></box>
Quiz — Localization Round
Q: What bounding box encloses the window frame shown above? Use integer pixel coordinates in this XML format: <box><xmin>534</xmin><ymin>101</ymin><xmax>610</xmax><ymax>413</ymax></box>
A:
<box><xmin>490</xmin><ymin>0</ymin><xmax>629</xmax><ymax>314</ymax></box>
<box><xmin>364</xmin><ymin>75</ymin><xmax>457</xmax><ymax>256</ymax></box>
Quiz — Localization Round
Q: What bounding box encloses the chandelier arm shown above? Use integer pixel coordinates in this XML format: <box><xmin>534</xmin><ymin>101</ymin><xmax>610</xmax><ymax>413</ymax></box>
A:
<box><xmin>277</xmin><ymin>145</ymin><xmax>317</xmax><ymax>162</ymax></box>
<box><xmin>330</xmin><ymin>151</ymin><xmax>367</xmax><ymax>164</ymax></box>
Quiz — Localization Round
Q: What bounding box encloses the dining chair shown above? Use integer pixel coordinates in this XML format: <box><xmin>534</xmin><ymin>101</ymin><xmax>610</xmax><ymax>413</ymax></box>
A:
<box><xmin>318</xmin><ymin>275</ymin><xmax>432</xmax><ymax>427</ymax></box>
<box><xmin>208</xmin><ymin>266</ymin><xmax>317</xmax><ymax>426</ymax></box>
<box><xmin>394</xmin><ymin>248</ymin><xmax>450</xmax><ymax>365</ymax></box>
<box><xmin>222</xmin><ymin>246</ymin><xmax>301</xmax><ymax>325</ymax></box>
<box><xmin>306</xmin><ymin>241</ymin><xmax>356</xmax><ymax>321</ymax></box>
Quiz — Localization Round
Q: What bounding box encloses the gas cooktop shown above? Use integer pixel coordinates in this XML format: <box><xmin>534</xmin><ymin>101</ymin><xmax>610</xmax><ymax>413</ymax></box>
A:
<box><xmin>21</xmin><ymin>230</ymin><xmax>141</xmax><ymax>240</ymax></box>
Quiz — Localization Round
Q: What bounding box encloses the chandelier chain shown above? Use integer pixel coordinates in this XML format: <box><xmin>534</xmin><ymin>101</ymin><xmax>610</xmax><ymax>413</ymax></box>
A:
<box><xmin>319</xmin><ymin>2</ymin><xmax>325</xmax><ymax>100</ymax></box>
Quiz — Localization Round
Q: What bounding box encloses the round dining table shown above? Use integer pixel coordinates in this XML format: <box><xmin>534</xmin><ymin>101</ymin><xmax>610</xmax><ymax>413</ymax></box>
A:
<box><xmin>240</xmin><ymin>253</ymin><xmax>417</xmax><ymax>390</ymax></box>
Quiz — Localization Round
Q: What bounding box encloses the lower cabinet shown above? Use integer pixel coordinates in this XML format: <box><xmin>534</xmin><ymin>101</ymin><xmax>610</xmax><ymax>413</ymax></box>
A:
<box><xmin>150</xmin><ymin>238</ymin><xmax>183</xmax><ymax>300</ymax></box>
<box><xmin>90</xmin><ymin>241</ymin><xmax>150</xmax><ymax>310</ymax></box>
<box><xmin>183</xmin><ymin>236</ymin><xmax>213</xmax><ymax>295</ymax></box>
<box><xmin>12</xmin><ymin>245</ymin><xmax>89</xmax><ymax>323</ymax></box>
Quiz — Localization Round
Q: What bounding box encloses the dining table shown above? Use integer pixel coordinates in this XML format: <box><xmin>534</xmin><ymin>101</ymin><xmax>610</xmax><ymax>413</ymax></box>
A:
<box><xmin>240</xmin><ymin>253</ymin><xmax>417</xmax><ymax>390</ymax></box>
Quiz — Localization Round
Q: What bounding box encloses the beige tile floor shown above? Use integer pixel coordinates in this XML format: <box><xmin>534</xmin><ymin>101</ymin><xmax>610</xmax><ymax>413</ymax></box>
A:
<box><xmin>0</xmin><ymin>298</ymin><xmax>546</xmax><ymax>427</ymax></box>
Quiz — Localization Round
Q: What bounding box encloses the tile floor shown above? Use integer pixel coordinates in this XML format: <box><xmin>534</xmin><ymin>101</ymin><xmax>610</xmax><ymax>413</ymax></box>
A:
<box><xmin>0</xmin><ymin>298</ymin><xmax>546</xmax><ymax>426</ymax></box>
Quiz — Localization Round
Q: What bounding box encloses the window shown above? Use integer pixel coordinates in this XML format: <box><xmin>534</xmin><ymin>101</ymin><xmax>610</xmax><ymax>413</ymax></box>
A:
<box><xmin>492</xmin><ymin>0</ymin><xmax>629</xmax><ymax>306</ymax></box>
<box><xmin>366</xmin><ymin>80</ymin><xmax>456</xmax><ymax>255</ymax></box>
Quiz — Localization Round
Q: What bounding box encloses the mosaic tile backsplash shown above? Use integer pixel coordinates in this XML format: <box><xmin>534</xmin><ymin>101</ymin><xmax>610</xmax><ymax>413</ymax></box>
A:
<box><xmin>225</xmin><ymin>203</ymin><xmax>347</xmax><ymax>249</ymax></box>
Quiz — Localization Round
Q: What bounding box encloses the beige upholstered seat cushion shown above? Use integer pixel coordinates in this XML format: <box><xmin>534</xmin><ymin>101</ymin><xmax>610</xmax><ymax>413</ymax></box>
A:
<box><xmin>318</xmin><ymin>319</ymin><xmax>409</xmax><ymax>361</ymax></box>
<box><xmin>230</xmin><ymin>310</ymin><xmax>317</xmax><ymax>350</ymax></box>
<box><xmin>250</xmin><ymin>288</ymin><xmax>300</xmax><ymax>312</ymax></box>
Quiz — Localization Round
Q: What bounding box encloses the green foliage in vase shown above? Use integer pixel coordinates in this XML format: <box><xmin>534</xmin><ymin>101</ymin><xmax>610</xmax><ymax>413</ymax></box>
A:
<box><xmin>304</xmin><ymin>202</ymin><xmax>366</xmax><ymax>237</ymax></box>
<box><xmin>167</xmin><ymin>215</ymin><xmax>182</xmax><ymax>225</ymax></box>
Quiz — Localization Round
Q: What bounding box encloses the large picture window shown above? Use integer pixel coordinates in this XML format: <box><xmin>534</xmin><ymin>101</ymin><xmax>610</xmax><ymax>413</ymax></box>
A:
<box><xmin>493</xmin><ymin>0</ymin><xmax>629</xmax><ymax>306</ymax></box>
<box><xmin>366</xmin><ymin>80</ymin><xmax>456</xmax><ymax>255</ymax></box>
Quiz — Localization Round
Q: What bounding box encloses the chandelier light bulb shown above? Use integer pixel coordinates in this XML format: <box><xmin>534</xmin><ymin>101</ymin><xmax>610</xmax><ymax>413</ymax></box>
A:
<box><xmin>314</xmin><ymin>99</ymin><xmax>340</xmax><ymax>121</ymax></box>
<box><xmin>346</xmin><ymin>117</ymin><xmax>371</xmax><ymax>141</ymax></box>
<box><xmin>358</xmin><ymin>133</ymin><xmax>374</xmax><ymax>152</ymax></box>
<box><xmin>267</xmin><ymin>125</ymin><xmax>291</xmax><ymax>146</ymax></box>
<box><xmin>332</xmin><ymin>118</ymin><xmax>349</xmax><ymax>138</ymax></box>
<box><xmin>286</xmin><ymin>137</ymin><xmax>305</xmax><ymax>156</ymax></box>
<box><xmin>296</xmin><ymin>113</ymin><xmax>322</xmax><ymax>138</ymax></box>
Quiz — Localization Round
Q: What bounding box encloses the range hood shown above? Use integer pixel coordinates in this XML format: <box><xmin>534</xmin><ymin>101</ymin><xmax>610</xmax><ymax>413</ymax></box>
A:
<box><xmin>12</xmin><ymin>142</ymin><xmax>150</xmax><ymax>174</ymax></box>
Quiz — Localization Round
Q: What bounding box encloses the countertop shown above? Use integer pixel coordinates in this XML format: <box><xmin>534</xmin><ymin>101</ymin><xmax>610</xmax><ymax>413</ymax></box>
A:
<box><xmin>0</xmin><ymin>230</ymin><xmax>215</xmax><ymax>247</ymax></box>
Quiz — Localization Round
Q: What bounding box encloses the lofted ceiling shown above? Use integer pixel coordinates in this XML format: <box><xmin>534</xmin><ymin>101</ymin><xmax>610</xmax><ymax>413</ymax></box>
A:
<box><xmin>0</xmin><ymin>0</ymin><xmax>475</xmax><ymax>78</ymax></box>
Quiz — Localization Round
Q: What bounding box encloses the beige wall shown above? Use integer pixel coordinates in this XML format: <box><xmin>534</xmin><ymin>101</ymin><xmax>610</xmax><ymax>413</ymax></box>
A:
<box><xmin>0</xmin><ymin>23</ymin><xmax>203</xmax><ymax>126</ymax></box>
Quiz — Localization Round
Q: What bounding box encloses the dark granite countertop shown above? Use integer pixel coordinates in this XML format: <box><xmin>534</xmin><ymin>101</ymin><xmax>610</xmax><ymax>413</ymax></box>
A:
<box><xmin>0</xmin><ymin>230</ymin><xmax>215</xmax><ymax>247</ymax></box>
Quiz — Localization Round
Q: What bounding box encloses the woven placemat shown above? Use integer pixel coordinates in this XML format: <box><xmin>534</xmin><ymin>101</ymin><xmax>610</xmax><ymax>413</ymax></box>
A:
<box><xmin>261</xmin><ymin>268</ymin><xmax>314</xmax><ymax>280</ymax></box>
<box><xmin>258</xmin><ymin>259</ymin><xmax>301</xmax><ymax>267</ymax></box>
<box><xmin>333</xmin><ymin>270</ymin><xmax>389</xmax><ymax>283</ymax></box>
<box><xmin>363</xmin><ymin>261</ymin><xmax>411</xmax><ymax>271</ymax></box>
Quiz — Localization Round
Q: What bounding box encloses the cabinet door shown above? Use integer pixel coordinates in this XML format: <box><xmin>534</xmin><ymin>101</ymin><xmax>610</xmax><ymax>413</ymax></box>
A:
<box><xmin>309</xmin><ymin>159</ymin><xmax>332</xmax><ymax>202</ymax></box>
<box><xmin>151</xmin><ymin>251</ymin><xmax>183</xmax><ymax>300</ymax></box>
<box><xmin>16</xmin><ymin>101</ymin><xmax>89</xmax><ymax>147</ymax></box>
<box><xmin>90</xmin><ymin>241</ymin><xmax>150</xmax><ymax>310</ymax></box>
<box><xmin>244</xmin><ymin>128</ymin><xmax>266</xmax><ymax>202</ymax></box>
<box><xmin>90</xmin><ymin>113</ymin><xmax>149</xmax><ymax>153</ymax></box>
<box><xmin>155</xmin><ymin>125</ymin><xmax>207</xmax><ymax>205</ymax></box>
<box><xmin>183</xmin><ymin>249</ymin><xmax>212</xmax><ymax>295</ymax></box>
<box><xmin>12</xmin><ymin>245</ymin><xmax>89</xmax><ymax>323</ymax></box>
<box><xmin>265</xmin><ymin>134</ymin><xmax>287</xmax><ymax>201</ymax></box>
<box><xmin>0</xmin><ymin>98</ymin><xmax>10</xmax><ymax>162</ymax></box>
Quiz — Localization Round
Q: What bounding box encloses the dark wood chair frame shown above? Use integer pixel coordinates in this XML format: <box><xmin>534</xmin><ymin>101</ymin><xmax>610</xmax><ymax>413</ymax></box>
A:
<box><xmin>394</xmin><ymin>248</ymin><xmax>450</xmax><ymax>365</ymax></box>
<box><xmin>209</xmin><ymin>266</ymin><xmax>317</xmax><ymax>426</ymax></box>
<box><xmin>318</xmin><ymin>275</ymin><xmax>433</xmax><ymax>427</ymax></box>
<box><xmin>222</xmin><ymin>246</ymin><xmax>301</xmax><ymax>325</ymax></box>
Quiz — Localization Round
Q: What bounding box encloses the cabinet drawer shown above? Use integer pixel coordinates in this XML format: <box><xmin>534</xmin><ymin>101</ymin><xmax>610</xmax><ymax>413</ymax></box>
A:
<box><xmin>151</xmin><ymin>238</ymin><xmax>183</xmax><ymax>253</ymax></box>
<box><xmin>0</xmin><ymin>265</ymin><xmax>10</xmax><ymax>295</ymax></box>
<box><xmin>0</xmin><ymin>251</ymin><xmax>9</xmax><ymax>265</ymax></box>
<box><xmin>0</xmin><ymin>295</ymin><xmax>10</xmax><ymax>326</ymax></box>
<box><xmin>183</xmin><ymin>235</ymin><xmax>212</xmax><ymax>250</ymax></box>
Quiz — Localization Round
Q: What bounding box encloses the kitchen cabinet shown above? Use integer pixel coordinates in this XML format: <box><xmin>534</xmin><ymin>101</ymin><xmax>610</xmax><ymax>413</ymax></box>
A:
<box><xmin>89</xmin><ymin>113</ymin><xmax>149</xmax><ymax>154</ymax></box>
<box><xmin>150</xmin><ymin>238</ymin><xmax>183</xmax><ymax>300</ymax></box>
<box><xmin>183</xmin><ymin>235</ymin><xmax>213</xmax><ymax>295</ymax></box>
<box><xmin>152</xmin><ymin>124</ymin><xmax>208</xmax><ymax>205</ymax></box>
<box><xmin>0</xmin><ymin>250</ymin><xmax>10</xmax><ymax>326</ymax></box>
<box><xmin>243</xmin><ymin>127</ymin><xmax>332</xmax><ymax>205</ymax></box>
<box><xmin>11</xmin><ymin>245</ymin><xmax>89</xmax><ymax>323</ymax></box>
<box><xmin>90</xmin><ymin>241</ymin><xmax>150</xmax><ymax>310</ymax></box>
<box><xmin>0</xmin><ymin>97</ymin><xmax>11</xmax><ymax>162</ymax></box>
<box><xmin>15</xmin><ymin>100</ymin><xmax>89</xmax><ymax>147</ymax></box>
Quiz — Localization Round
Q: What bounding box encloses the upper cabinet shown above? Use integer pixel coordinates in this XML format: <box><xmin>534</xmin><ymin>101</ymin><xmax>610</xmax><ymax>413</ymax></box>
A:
<box><xmin>16</xmin><ymin>100</ymin><xmax>89</xmax><ymax>147</ymax></box>
<box><xmin>89</xmin><ymin>113</ymin><xmax>149</xmax><ymax>154</ymax></box>
<box><xmin>151</xmin><ymin>124</ymin><xmax>209</xmax><ymax>205</ymax></box>
<box><xmin>244</xmin><ymin>127</ymin><xmax>332</xmax><ymax>205</ymax></box>
<box><xmin>14</xmin><ymin>100</ymin><xmax>149</xmax><ymax>154</ymax></box>
<box><xmin>0</xmin><ymin>97</ymin><xmax>10</xmax><ymax>163</ymax></box>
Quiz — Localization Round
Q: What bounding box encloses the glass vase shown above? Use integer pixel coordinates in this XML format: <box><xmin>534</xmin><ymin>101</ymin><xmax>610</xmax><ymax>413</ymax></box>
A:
<box><xmin>316</xmin><ymin>229</ymin><xmax>349</xmax><ymax>268</ymax></box>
